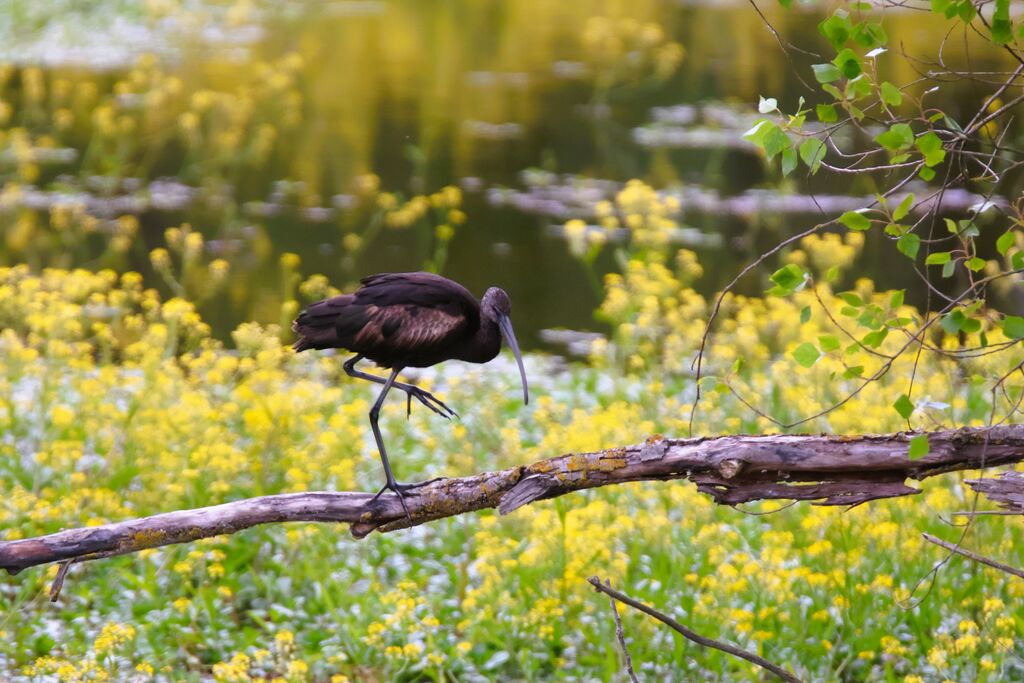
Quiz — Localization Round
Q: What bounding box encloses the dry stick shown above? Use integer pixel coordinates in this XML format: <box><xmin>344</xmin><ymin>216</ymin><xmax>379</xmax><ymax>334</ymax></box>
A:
<box><xmin>587</xmin><ymin>577</ymin><xmax>803</xmax><ymax>683</ymax></box>
<box><xmin>922</xmin><ymin>533</ymin><xmax>1024</xmax><ymax>580</ymax></box>
<box><xmin>602</xmin><ymin>579</ymin><xmax>640</xmax><ymax>683</ymax></box>
<box><xmin>49</xmin><ymin>561</ymin><xmax>72</xmax><ymax>602</ymax></box>
<box><xmin>5</xmin><ymin>426</ymin><xmax>1024</xmax><ymax>580</ymax></box>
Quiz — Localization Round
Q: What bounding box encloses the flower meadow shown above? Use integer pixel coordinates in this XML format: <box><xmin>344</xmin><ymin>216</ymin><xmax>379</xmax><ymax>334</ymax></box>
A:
<box><xmin>2</xmin><ymin>2</ymin><xmax>1024</xmax><ymax>681</ymax></box>
<box><xmin>1</xmin><ymin>251</ymin><xmax>1023</xmax><ymax>682</ymax></box>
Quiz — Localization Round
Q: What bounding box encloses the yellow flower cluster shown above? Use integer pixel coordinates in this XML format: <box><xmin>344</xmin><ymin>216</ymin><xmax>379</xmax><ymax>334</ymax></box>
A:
<box><xmin>582</xmin><ymin>17</ymin><xmax>685</xmax><ymax>83</ymax></box>
<box><xmin>23</xmin><ymin>622</ymin><xmax>136</xmax><ymax>681</ymax></box>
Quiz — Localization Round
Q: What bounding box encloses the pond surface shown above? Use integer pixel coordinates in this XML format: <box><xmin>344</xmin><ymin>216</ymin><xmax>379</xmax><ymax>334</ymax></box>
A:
<box><xmin>1</xmin><ymin>0</ymin><xmax>1013</xmax><ymax>347</ymax></box>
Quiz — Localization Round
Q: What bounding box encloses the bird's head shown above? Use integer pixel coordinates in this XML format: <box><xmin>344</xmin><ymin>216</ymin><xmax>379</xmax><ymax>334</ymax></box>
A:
<box><xmin>482</xmin><ymin>287</ymin><xmax>529</xmax><ymax>405</ymax></box>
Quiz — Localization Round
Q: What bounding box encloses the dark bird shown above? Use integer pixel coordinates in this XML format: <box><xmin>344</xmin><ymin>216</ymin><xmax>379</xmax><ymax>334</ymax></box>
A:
<box><xmin>292</xmin><ymin>272</ymin><xmax>529</xmax><ymax>515</ymax></box>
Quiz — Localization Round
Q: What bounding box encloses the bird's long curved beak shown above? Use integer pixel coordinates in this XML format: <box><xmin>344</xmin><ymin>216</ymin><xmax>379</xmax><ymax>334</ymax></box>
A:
<box><xmin>498</xmin><ymin>314</ymin><xmax>529</xmax><ymax>405</ymax></box>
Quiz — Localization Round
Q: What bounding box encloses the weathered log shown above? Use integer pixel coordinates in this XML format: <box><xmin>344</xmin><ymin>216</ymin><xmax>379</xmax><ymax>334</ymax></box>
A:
<box><xmin>2</xmin><ymin>425</ymin><xmax>1023</xmax><ymax>577</ymax></box>
<box><xmin>966</xmin><ymin>471</ymin><xmax>1024</xmax><ymax>513</ymax></box>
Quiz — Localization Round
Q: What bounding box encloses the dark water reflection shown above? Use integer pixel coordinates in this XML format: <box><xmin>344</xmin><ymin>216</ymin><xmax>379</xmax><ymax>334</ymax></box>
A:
<box><xmin>6</xmin><ymin>1</ymin><xmax>1015</xmax><ymax>347</ymax></box>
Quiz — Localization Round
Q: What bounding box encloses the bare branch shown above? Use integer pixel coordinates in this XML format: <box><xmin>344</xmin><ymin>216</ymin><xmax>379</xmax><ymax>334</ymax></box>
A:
<box><xmin>5</xmin><ymin>426</ymin><xmax>1024</xmax><ymax>579</ymax></box>
<box><xmin>587</xmin><ymin>577</ymin><xmax>804</xmax><ymax>683</ymax></box>
<box><xmin>601</xmin><ymin>579</ymin><xmax>640</xmax><ymax>683</ymax></box>
<box><xmin>922</xmin><ymin>532</ymin><xmax>1024</xmax><ymax>580</ymax></box>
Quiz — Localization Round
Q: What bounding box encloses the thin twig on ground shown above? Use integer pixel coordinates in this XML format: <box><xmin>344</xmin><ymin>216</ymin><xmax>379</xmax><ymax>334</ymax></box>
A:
<box><xmin>922</xmin><ymin>533</ymin><xmax>1024</xmax><ymax>580</ymax></box>
<box><xmin>601</xmin><ymin>578</ymin><xmax>640</xmax><ymax>683</ymax></box>
<box><xmin>587</xmin><ymin>577</ymin><xmax>803</xmax><ymax>683</ymax></box>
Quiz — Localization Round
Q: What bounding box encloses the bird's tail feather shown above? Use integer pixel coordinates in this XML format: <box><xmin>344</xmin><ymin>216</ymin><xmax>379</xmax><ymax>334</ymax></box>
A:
<box><xmin>291</xmin><ymin>294</ymin><xmax>365</xmax><ymax>352</ymax></box>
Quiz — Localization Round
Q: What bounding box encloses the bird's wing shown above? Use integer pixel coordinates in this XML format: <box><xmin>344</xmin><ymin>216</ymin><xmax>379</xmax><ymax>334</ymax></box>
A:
<box><xmin>293</xmin><ymin>272</ymin><xmax>480</xmax><ymax>360</ymax></box>
<box><xmin>353</xmin><ymin>303</ymin><xmax>470</xmax><ymax>355</ymax></box>
<box><xmin>352</xmin><ymin>273</ymin><xmax>479</xmax><ymax>359</ymax></box>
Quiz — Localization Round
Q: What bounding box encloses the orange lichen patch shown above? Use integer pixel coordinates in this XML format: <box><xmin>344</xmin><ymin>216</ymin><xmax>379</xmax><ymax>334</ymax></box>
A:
<box><xmin>596</xmin><ymin>456</ymin><xmax>627</xmax><ymax>471</ymax></box>
<box><xmin>564</xmin><ymin>454</ymin><xmax>592</xmax><ymax>472</ymax></box>
<box><xmin>529</xmin><ymin>458</ymin><xmax>559</xmax><ymax>473</ymax></box>
<box><xmin>128</xmin><ymin>529</ymin><xmax>167</xmax><ymax>549</ymax></box>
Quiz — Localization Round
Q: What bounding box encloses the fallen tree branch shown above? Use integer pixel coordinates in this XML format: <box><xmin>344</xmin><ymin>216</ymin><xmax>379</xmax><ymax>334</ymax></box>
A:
<box><xmin>965</xmin><ymin>471</ymin><xmax>1024</xmax><ymax>513</ymax></box>
<box><xmin>587</xmin><ymin>576</ymin><xmax>803</xmax><ymax>682</ymax></box>
<box><xmin>922</xmin><ymin>532</ymin><xmax>1024</xmax><ymax>580</ymax></box>
<box><xmin>3</xmin><ymin>425</ymin><xmax>1024</xmax><ymax>578</ymax></box>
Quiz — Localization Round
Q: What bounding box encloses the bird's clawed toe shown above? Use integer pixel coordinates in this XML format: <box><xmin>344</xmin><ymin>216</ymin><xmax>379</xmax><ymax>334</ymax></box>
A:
<box><xmin>404</xmin><ymin>386</ymin><xmax>458</xmax><ymax>420</ymax></box>
<box><xmin>370</xmin><ymin>481</ymin><xmax>415</xmax><ymax>519</ymax></box>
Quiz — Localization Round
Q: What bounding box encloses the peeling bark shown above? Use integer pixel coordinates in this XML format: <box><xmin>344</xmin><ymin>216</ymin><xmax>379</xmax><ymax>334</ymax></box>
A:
<box><xmin>966</xmin><ymin>471</ymin><xmax>1024</xmax><ymax>513</ymax></box>
<box><xmin>2</xmin><ymin>425</ymin><xmax>1023</xmax><ymax>577</ymax></box>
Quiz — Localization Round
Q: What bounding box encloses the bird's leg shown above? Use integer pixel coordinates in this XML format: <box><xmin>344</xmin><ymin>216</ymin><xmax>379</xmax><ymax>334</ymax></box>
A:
<box><xmin>366</xmin><ymin>367</ymin><xmax>412</xmax><ymax>519</ymax></box>
<box><xmin>343</xmin><ymin>355</ymin><xmax>457</xmax><ymax>420</ymax></box>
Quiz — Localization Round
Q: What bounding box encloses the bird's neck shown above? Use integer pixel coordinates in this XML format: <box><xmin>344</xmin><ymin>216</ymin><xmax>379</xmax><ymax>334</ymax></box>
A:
<box><xmin>459</xmin><ymin>317</ymin><xmax>502</xmax><ymax>363</ymax></box>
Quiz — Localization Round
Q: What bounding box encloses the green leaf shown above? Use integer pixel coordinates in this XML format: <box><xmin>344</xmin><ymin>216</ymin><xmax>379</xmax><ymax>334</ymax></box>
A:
<box><xmin>781</xmin><ymin>146</ymin><xmax>798</xmax><ymax>176</ymax></box>
<box><xmin>839</xmin><ymin>210</ymin><xmax>871</xmax><ymax>231</ymax></box>
<box><xmin>777</xmin><ymin>0</ymin><xmax>793</xmax><ymax>7</ymax></box>
<box><xmin>941</xmin><ymin>310</ymin><xmax>965</xmax><ymax>334</ymax></box>
<box><xmin>770</xmin><ymin>264</ymin><xmax>807</xmax><ymax>291</ymax></box>
<box><xmin>800</xmin><ymin>305</ymin><xmax>811</xmax><ymax>324</ymax></box>
<box><xmin>1003</xmin><ymin>315</ymin><xmax>1024</xmax><ymax>338</ymax></box>
<box><xmin>957</xmin><ymin>0</ymin><xmax>976</xmax><ymax>23</ymax></box>
<box><xmin>876</xmin><ymin>123</ymin><xmax>914</xmax><ymax>151</ymax></box>
<box><xmin>915</xmin><ymin>132</ymin><xmax>946</xmax><ymax>166</ymax></box>
<box><xmin>853</xmin><ymin>22</ymin><xmax>888</xmax><ymax>48</ymax></box>
<box><xmin>799</xmin><ymin>138</ymin><xmax>826</xmax><ymax>174</ymax></box>
<box><xmin>840</xmin><ymin>306</ymin><xmax>860</xmax><ymax>318</ymax></box>
<box><xmin>919</xmin><ymin>167</ymin><xmax>936</xmax><ymax>182</ymax></box>
<box><xmin>992</xmin><ymin>0</ymin><xmax>1012</xmax><ymax>43</ymax></box>
<box><xmin>897</xmin><ymin>233</ymin><xmax>921</xmax><ymax>259</ymax></box>
<box><xmin>966</xmin><ymin>257</ymin><xmax>986</xmax><ymax>272</ymax></box>
<box><xmin>812</xmin><ymin>63</ymin><xmax>843</xmax><ymax>84</ymax></box>
<box><xmin>816</xmin><ymin>104</ymin><xmax>838</xmax><ymax>122</ymax></box>
<box><xmin>890</xmin><ymin>290</ymin><xmax>905</xmax><ymax>309</ymax></box>
<box><xmin>845</xmin><ymin>75</ymin><xmax>872</xmax><ymax>101</ymax></box>
<box><xmin>792</xmin><ymin>342</ymin><xmax>821</xmax><ymax>368</ymax></box>
<box><xmin>819</xmin><ymin>12</ymin><xmax>852</xmax><ymax>48</ymax></box>
<box><xmin>843</xmin><ymin>365</ymin><xmax>864</xmax><ymax>379</ymax></box>
<box><xmin>1014</xmin><ymin>252</ymin><xmax>1024</xmax><ymax>270</ymax></box>
<box><xmin>880</xmin><ymin>81</ymin><xmax>903</xmax><ymax>107</ymax></box>
<box><xmin>862</xmin><ymin>329</ymin><xmax>888</xmax><ymax>347</ymax></box>
<box><xmin>931</xmin><ymin>0</ymin><xmax>952</xmax><ymax>14</ymax></box>
<box><xmin>819</xmin><ymin>334</ymin><xmax>841</xmax><ymax>352</ymax></box>
<box><xmin>763</xmin><ymin>125</ymin><xmax>791</xmax><ymax>161</ymax></box>
<box><xmin>824</xmin><ymin>265</ymin><xmax>840</xmax><ymax>282</ymax></box>
<box><xmin>908</xmin><ymin>434</ymin><xmax>929</xmax><ymax>459</ymax></box>
<box><xmin>892</xmin><ymin>193</ymin><xmax>914</xmax><ymax>221</ymax></box>
<box><xmin>893</xmin><ymin>394</ymin><xmax>915</xmax><ymax>420</ymax></box>
<box><xmin>833</xmin><ymin>48</ymin><xmax>862</xmax><ymax>79</ymax></box>
<box><xmin>839</xmin><ymin>292</ymin><xmax>863</xmax><ymax>306</ymax></box>
<box><xmin>997</xmin><ymin>230</ymin><xmax>1014</xmax><ymax>256</ymax></box>
<box><xmin>942</xmin><ymin>259</ymin><xmax>956</xmax><ymax>278</ymax></box>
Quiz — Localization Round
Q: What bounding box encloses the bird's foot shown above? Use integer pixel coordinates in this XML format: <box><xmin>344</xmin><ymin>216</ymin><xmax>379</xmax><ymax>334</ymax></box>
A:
<box><xmin>369</xmin><ymin>480</ymin><xmax>417</xmax><ymax>520</ymax></box>
<box><xmin>368</xmin><ymin>478</ymin><xmax>442</xmax><ymax>520</ymax></box>
<box><xmin>403</xmin><ymin>386</ymin><xmax>458</xmax><ymax>420</ymax></box>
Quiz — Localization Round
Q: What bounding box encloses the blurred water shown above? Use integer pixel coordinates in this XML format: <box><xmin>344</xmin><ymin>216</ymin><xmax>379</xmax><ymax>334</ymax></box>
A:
<box><xmin>0</xmin><ymin>0</ymin><xmax>1013</xmax><ymax>347</ymax></box>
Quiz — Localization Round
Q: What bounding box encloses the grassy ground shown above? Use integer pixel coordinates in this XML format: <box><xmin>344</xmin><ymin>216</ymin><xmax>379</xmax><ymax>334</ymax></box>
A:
<box><xmin>1</xmin><ymin>267</ymin><xmax>1022</xmax><ymax>682</ymax></box>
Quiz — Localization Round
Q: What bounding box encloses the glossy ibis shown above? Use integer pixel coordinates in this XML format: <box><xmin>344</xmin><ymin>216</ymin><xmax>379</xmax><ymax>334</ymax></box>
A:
<box><xmin>292</xmin><ymin>272</ymin><xmax>529</xmax><ymax>515</ymax></box>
